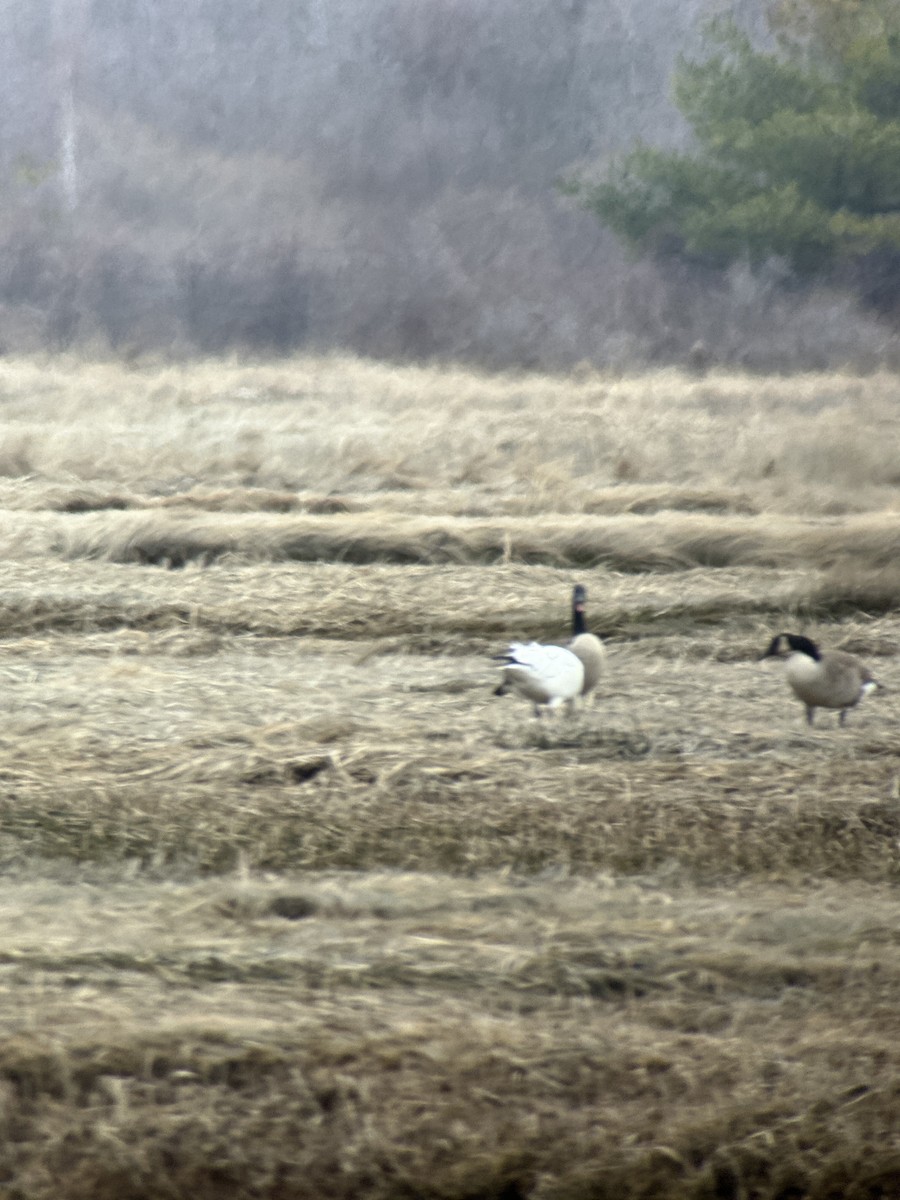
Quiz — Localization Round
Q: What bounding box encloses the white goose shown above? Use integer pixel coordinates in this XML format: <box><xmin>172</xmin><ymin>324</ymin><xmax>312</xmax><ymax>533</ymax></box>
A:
<box><xmin>494</xmin><ymin>583</ymin><xmax>606</xmax><ymax>716</ymax></box>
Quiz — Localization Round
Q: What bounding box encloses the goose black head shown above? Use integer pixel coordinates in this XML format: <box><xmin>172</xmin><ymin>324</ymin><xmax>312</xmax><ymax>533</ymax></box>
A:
<box><xmin>761</xmin><ymin>633</ymin><xmax>822</xmax><ymax>661</ymax></box>
<box><xmin>572</xmin><ymin>584</ymin><xmax>588</xmax><ymax>635</ymax></box>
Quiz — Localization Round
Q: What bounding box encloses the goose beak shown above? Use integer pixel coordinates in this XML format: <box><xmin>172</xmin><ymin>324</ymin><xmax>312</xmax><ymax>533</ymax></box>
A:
<box><xmin>759</xmin><ymin>636</ymin><xmax>784</xmax><ymax>661</ymax></box>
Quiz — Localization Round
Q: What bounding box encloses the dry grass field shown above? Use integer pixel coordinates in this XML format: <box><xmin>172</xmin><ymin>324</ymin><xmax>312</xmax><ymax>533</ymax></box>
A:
<box><xmin>0</xmin><ymin>354</ymin><xmax>897</xmax><ymax>1198</ymax></box>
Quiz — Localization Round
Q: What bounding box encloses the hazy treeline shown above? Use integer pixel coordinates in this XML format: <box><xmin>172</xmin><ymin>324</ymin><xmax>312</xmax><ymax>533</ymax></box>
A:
<box><xmin>0</xmin><ymin>0</ymin><xmax>893</xmax><ymax>369</ymax></box>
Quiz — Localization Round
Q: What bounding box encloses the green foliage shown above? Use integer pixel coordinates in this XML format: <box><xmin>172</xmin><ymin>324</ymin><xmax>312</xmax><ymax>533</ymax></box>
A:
<box><xmin>575</xmin><ymin>5</ymin><xmax>900</xmax><ymax>289</ymax></box>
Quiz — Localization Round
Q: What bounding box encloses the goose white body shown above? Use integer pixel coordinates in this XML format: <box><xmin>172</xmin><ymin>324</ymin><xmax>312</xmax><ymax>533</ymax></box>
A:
<box><xmin>496</xmin><ymin>642</ymin><xmax>585</xmax><ymax>713</ymax></box>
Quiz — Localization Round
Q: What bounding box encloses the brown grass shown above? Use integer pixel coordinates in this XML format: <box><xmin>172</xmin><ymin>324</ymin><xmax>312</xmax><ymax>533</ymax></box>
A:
<box><xmin>0</xmin><ymin>873</ymin><xmax>896</xmax><ymax>1199</ymax></box>
<box><xmin>23</xmin><ymin>507</ymin><xmax>900</xmax><ymax>573</ymax></box>
<box><xmin>0</xmin><ymin>356</ymin><xmax>899</xmax><ymax>512</ymax></box>
<box><xmin>794</xmin><ymin>560</ymin><xmax>900</xmax><ymax>618</ymax></box>
<box><xmin>0</xmin><ymin>355</ymin><xmax>896</xmax><ymax>1197</ymax></box>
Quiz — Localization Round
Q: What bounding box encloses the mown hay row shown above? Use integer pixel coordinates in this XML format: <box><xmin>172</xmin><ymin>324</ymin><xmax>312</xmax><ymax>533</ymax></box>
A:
<box><xmin>0</xmin><ymin>994</ymin><xmax>897</xmax><ymax>1200</ymax></box>
<box><xmin>0</xmin><ymin>553</ymin><xmax>894</xmax><ymax>646</ymax></box>
<box><xmin>0</xmin><ymin>479</ymin><xmax>764</xmax><ymax>519</ymax></box>
<box><xmin>41</xmin><ymin>510</ymin><xmax>900</xmax><ymax>580</ymax></box>
<box><xmin>0</xmin><ymin>742</ymin><xmax>897</xmax><ymax>881</ymax></box>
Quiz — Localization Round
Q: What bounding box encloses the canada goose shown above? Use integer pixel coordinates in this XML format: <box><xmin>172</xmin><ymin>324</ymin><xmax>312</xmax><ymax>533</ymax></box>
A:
<box><xmin>494</xmin><ymin>641</ymin><xmax>584</xmax><ymax>717</ymax></box>
<box><xmin>761</xmin><ymin>633</ymin><xmax>881</xmax><ymax>726</ymax></box>
<box><xmin>569</xmin><ymin>583</ymin><xmax>606</xmax><ymax>700</ymax></box>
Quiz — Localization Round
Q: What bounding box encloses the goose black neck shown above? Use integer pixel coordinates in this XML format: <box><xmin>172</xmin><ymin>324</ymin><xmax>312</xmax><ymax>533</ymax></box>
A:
<box><xmin>572</xmin><ymin>605</ymin><xmax>587</xmax><ymax>636</ymax></box>
<box><xmin>785</xmin><ymin>633</ymin><xmax>821</xmax><ymax>660</ymax></box>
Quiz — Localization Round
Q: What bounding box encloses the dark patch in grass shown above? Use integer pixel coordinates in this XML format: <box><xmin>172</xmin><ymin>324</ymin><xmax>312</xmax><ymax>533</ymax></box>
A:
<box><xmin>55</xmin><ymin>494</ymin><xmax>135</xmax><ymax>513</ymax></box>
<box><xmin>241</xmin><ymin>757</ymin><xmax>331</xmax><ymax>786</ymax></box>
<box><xmin>266</xmin><ymin>894</ymin><xmax>319</xmax><ymax>920</ymax></box>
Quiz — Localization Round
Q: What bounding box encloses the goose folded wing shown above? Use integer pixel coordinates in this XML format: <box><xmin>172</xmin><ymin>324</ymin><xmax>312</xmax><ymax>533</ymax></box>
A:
<box><xmin>498</xmin><ymin>642</ymin><xmax>584</xmax><ymax>695</ymax></box>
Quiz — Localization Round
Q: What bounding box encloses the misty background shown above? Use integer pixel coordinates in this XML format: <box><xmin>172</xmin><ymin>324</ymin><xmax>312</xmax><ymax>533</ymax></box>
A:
<box><xmin>0</xmin><ymin>0</ymin><xmax>894</xmax><ymax>371</ymax></box>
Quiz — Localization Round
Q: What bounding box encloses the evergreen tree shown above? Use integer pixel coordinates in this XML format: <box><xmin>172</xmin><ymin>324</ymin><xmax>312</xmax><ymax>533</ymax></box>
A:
<box><xmin>572</xmin><ymin>0</ymin><xmax>900</xmax><ymax>310</ymax></box>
